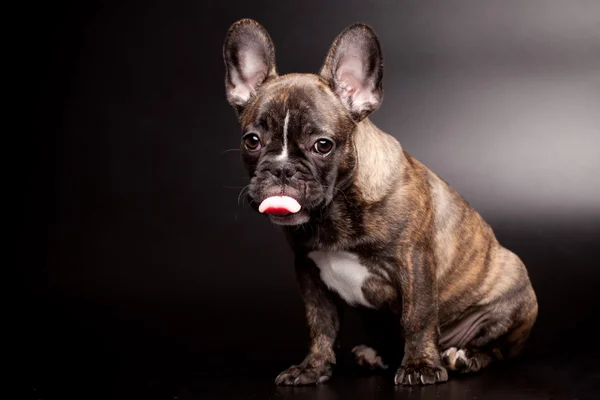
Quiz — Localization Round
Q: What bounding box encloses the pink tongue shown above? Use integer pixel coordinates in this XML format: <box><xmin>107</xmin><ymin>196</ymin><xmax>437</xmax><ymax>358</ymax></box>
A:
<box><xmin>258</xmin><ymin>196</ymin><xmax>301</xmax><ymax>215</ymax></box>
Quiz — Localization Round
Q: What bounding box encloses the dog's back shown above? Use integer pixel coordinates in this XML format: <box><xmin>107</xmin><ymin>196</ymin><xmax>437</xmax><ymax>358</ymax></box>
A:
<box><xmin>411</xmin><ymin>154</ymin><xmax>538</xmax><ymax>360</ymax></box>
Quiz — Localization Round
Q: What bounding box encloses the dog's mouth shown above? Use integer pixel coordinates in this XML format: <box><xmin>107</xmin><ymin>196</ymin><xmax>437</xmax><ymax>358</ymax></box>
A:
<box><xmin>258</xmin><ymin>196</ymin><xmax>301</xmax><ymax>216</ymax></box>
<box><xmin>258</xmin><ymin>195</ymin><xmax>310</xmax><ymax>225</ymax></box>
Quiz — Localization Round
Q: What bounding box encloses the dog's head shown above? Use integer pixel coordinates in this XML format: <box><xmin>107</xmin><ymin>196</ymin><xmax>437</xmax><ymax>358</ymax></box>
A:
<box><xmin>223</xmin><ymin>19</ymin><xmax>384</xmax><ymax>225</ymax></box>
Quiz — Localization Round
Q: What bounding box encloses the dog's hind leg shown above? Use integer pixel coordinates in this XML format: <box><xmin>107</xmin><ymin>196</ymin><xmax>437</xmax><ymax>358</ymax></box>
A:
<box><xmin>440</xmin><ymin>285</ymin><xmax>538</xmax><ymax>374</ymax></box>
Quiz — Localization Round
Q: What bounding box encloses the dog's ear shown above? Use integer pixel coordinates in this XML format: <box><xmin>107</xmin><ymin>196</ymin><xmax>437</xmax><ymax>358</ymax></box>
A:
<box><xmin>319</xmin><ymin>23</ymin><xmax>383</xmax><ymax>121</ymax></box>
<box><xmin>223</xmin><ymin>19</ymin><xmax>278</xmax><ymax>116</ymax></box>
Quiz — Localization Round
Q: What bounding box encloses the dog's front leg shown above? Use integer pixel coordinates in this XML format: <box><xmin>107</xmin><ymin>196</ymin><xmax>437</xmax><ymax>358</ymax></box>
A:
<box><xmin>394</xmin><ymin>246</ymin><xmax>448</xmax><ymax>385</ymax></box>
<box><xmin>275</xmin><ymin>255</ymin><xmax>340</xmax><ymax>386</ymax></box>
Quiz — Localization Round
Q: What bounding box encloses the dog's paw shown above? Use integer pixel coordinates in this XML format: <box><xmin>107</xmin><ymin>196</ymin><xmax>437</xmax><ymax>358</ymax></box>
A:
<box><xmin>394</xmin><ymin>362</ymin><xmax>448</xmax><ymax>385</ymax></box>
<box><xmin>274</xmin><ymin>363</ymin><xmax>332</xmax><ymax>386</ymax></box>
<box><xmin>441</xmin><ymin>347</ymin><xmax>491</xmax><ymax>373</ymax></box>
<box><xmin>352</xmin><ymin>345</ymin><xmax>388</xmax><ymax>370</ymax></box>
<box><xmin>441</xmin><ymin>347</ymin><xmax>468</xmax><ymax>371</ymax></box>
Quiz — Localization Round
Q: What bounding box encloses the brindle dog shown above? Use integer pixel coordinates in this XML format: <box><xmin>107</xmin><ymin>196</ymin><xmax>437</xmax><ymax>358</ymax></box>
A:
<box><xmin>222</xmin><ymin>19</ymin><xmax>538</xmax><ymax>386</ymax></box>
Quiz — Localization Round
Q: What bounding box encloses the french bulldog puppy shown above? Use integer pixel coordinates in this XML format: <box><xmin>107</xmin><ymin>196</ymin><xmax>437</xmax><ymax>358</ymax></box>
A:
<box><xmin>222</xmin><ymin>19</ymin><xmax>538</xmax><ymax>386</ymax></box>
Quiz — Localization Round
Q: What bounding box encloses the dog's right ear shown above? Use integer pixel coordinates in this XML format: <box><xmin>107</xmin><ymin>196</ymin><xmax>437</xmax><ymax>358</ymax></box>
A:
<box><xmin>223</xmin><ymin>19</ymin><xmax>278</xmax><ymax>117</ymax></box>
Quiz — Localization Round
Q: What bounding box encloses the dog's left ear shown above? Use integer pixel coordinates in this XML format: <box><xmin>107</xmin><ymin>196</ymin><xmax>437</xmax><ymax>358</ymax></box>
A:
<box><xmin>223</xmin><ymin>19</ymin><xmax>278</xmax><ymax>116</ymax></box>
<box><xmin>320</xmin><ymin>23</ymin><xmax>383</xmax><ymax>121</ymax></box>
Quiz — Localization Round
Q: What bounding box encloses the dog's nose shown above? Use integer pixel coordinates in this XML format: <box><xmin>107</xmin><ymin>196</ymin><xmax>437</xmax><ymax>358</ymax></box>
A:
<box><xmin>269</xmin><ymin>163</ymin><xmax>297</xmax><ymax>179</ymax></box>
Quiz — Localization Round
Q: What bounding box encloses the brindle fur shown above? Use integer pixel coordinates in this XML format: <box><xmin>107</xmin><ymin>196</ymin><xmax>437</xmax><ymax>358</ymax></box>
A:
<box><xmin>223</xmin><ymin>19</ymin><xmax>538</xmax><ymax>386</ymax></box>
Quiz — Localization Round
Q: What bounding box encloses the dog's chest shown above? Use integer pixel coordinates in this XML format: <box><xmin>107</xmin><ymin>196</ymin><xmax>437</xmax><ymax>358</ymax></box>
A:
<box><xmin>308</xmin><ymin>251</ymin><xmax>374</xmax><ymax>308</ymax></box>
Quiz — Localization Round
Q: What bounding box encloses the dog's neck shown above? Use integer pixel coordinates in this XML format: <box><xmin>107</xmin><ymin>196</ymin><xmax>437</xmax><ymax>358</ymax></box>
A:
<box><xmin>352</xmin><ymin>118</ymin><xmax>405</xmax><ymax>203</ymax></box>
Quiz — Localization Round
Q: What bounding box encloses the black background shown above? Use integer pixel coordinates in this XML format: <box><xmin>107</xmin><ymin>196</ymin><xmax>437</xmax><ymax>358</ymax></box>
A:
<box><xmin>19</xmin><ymin>1</ymin><xmax>600</xmax><ymax>399</ymax></box>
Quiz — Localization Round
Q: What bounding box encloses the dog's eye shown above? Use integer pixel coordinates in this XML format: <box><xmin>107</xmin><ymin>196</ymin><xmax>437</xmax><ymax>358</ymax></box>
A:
<box><xmin>313</xmin><ymin>139</ymin><xmax>334</xmax><ymax>155</ymax></box>
<box><xmin>243</xmin><ymin>133</ymin><xmax>261</xmax><ymax>152</ymax></box>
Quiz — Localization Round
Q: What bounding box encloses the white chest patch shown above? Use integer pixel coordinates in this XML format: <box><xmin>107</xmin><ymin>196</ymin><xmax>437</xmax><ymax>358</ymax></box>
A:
<box><xmin>308</xmin><ymin>251</ymin><xmax>374</xmax><ymax>308</ymax></box>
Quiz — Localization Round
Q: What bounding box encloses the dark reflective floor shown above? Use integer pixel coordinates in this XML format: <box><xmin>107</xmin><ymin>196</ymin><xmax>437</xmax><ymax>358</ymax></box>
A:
<box><xmin>172</xmin><ymin>357</ymin><xmax>598</xmax><ymax>400</ymax></box>
<box><xmin>24</xmin><ymin>351</ymin><xmax>599</xmax><ymax>400</ymax></box>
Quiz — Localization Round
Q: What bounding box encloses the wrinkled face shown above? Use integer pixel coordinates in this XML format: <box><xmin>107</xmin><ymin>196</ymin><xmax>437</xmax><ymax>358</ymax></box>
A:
<box><xmin>240</xmin><ymin>75</ymin><xmax>356</xmax><ymax>225</ymax></box>
<box><xmin>224</xmin><ymin>19</ymin><xmax>384</xmax><ymax>225</ymax></box>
